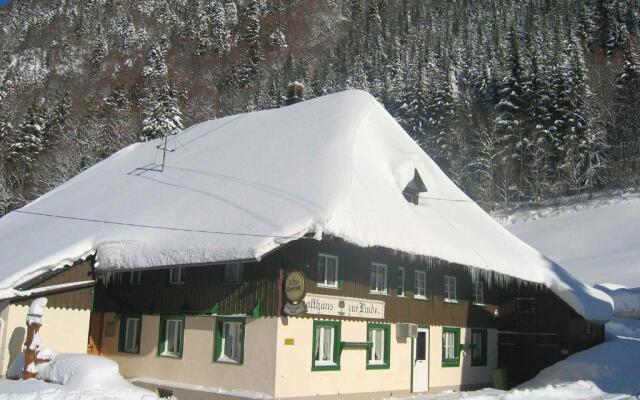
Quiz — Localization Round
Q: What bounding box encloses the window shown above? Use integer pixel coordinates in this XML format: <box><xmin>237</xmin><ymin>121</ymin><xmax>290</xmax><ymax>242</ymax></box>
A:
<box><xmin>312</xmin><ymin>320</ymin><xmax>341</xmax><ymax>371</ymax></box>
<box><xmin>118</xmin><ymin>315</ymin><xmax>141</xmax><ymax>354</ymax></box>
<box><xmin>129</xmin><ymin>271</ymin><xmax>142</xmax><ymax>286</ymax></box>
<box><xmin>158</xmin><ymin>316</ymin><xmax>184</xmax><ymax>358</ymax></box>
<box><xmin>470</xmin><ymin>329</ymin><xmax>487</xmax><ymax>366</ymax></box>
<box><xmin>224</xmin><ymin>263</ymin><xmax>244</xmax><ymax>282</ymax></box>
<box><xmin>516</xmin><ymin>298</ymin><xmax>536</xmax><ymax>314</ymax></box>
<box><xmin>369</xmin><ymin>263</ymin><xmax>387</xmax><ymax>294</ymax></box>
<box><xmin>214</xmin><ymin>317</ymin><xmax>245</xmax><ymax>364</ymax></box>
<box><xmin>169</xmin><ymin>267</ymin><xmax>184</xmax><ymax>285</ymax></box>
<box><xmin>442</xmin><ymin>327</ymin><xmax>460</xmax><ymax>367</ymax></box>
<box><xmin>367</xmin><ymin>323</ymin><xmax>390</xmax><ymax>369</ymax></box>
<box><xmin>414</xmin><ymin>270</ymin><xmax>427</xmax><ymax>299</ymax></box>
<box><xmin>444</xmin><ymin>275</ymin><xmax>457</xmax><ymax>302</ymax></box>
<box><xmin>317</xmin><ymin>254</ymin><xmax>339</xmax><ymax>288</ymax></box>
<box><xmin>397</xmin><ymin>267</ymin><xmax>405</xmax><ymax>297</ymax></box>
<box><xmin>473</xmin><ymin>280</ymin><xmax>485</xmax><ymax>305</ymax></box>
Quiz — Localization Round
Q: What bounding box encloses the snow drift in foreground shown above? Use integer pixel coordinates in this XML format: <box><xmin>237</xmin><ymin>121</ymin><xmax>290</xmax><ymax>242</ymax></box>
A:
<box><xmin>506</xmin><ymin>195</ymin><xmax>640</xmax><ymax>287</ymax></box>
<box><xmin>0</xmin><ymin>90</ymin><xmax>611</xmax><ymax>321</ymax></box>
<box><xmin>0</xmin><ymin>353</ymin><xmax>157</xmax><ymax>400</ymax></box>
<box><xmin>593</xmin><ymin>284</ymin><xmax>640</xmax><ymax>319</ymax></box>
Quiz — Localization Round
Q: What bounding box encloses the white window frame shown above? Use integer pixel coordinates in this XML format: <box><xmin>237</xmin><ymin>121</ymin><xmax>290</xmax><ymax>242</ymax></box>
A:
<box><xmin>169</xmin><ymin>267</ymin><xmax>184</xmax><ymax>285</ymax></box>
<box><xmin>124</xmin><ymin>317</ymin><xmax>140</xmax><ymax>353</ymax></box>
<box><xmin>443</xmin><ymin>331</ymin><xmax>456</xmax><ymax>360</ymax></box>
<box><xmin>163</xmin><ymin>318</ymin><xmax>183</xmax><ymax>357</ymax></box>
<box><xmin>129</xmin><ymin>270</ymin><xmax>142</xmax><ymax>285</ymax></box>
<box><xmin>369</xmin><ymin>263</ymin><xmax>388</xmax><ymax>294</ymax></box>
<box><xmin>317</xmin><ymin>253</ymin><xmax>339</xmax><ymax>288</ymax></box>
<box><xmin>369</xmin><ymin>328</ymin><xmax>385</xmax><ymax>365</ymax></box>
<box><xmin>219</xmin><ymin>321</ymin><xmax>243</xmax><ymax>363</ymax></box>
<box><xmin>224</xmin><ymin>263</ymin><xmax>244</xmax><ymax>282</ymax></box>
<box><xmin>397</xmin><ymin>267</ymin><xmax>405</xmax><ymax>297</ymax></box>
<box><xmin>314</xmin><ymin>325</ymin><xmax>336</xmax><ymax>366</ymax></box>
<box><xmin>414</xmin><ymin>270</ymin><xmax>427</xmax><ymax>299</ymax></box>
<box><xmin>473</xmin><ymin>280</ymin><xmax>485</xmax><ymax>305</ymax></box>
<box><xmin>444</xmin><ymin>275</ymin><xmax>457</xmax><ymax>303</ymax></box>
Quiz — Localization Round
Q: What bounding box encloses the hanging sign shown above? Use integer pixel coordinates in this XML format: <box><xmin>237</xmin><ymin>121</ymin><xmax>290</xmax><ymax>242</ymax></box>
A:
<box><xmin>285</xmin><ymin>271</ymin><xmax>306</xmax><ymax>303</ymax></box>
<box><xmin>284</xmin><ymin>301</ymin><xmax>308</xmax><ymax>316</ymax></box>
<box><xmin>303</xmin><ymin>293</ymin><xmax>385</xmax><ymax>320</ymax></box>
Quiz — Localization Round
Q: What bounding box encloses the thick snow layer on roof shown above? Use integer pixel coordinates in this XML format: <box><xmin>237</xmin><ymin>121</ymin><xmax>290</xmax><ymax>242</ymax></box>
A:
<box><xmin>0</xmin><ymin>90</ymin><xmax>612</xmax><ymax>321</ymax></box>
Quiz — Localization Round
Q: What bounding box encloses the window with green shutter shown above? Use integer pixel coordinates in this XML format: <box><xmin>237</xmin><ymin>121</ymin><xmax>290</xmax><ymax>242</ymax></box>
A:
<box><xmin>118</xmin><ymin>314</ymin><xmax>142</xmax><ymax>354</ymax></box>
<box><xmin>442</xmin><ymin>327</ymin><xmax>460</xmax><ymax>367</ymax></box>
<box><xmin>157</xmin><ymin>315</ymin><xmax>184</xmax><ymax>358</ymax></box>
<box><xmin>214</xmin><ymin>317</ymin><xmax>245</xmax><ymax>364</ymax></box>
<box><xmin>366</xmin><ymin>323</ymin><xmax>390</xmax><ymax>369</ymax></box>
<box><xmin>311</xmin><ymin>320</ymin><xmax>341</xmax><ymax>371</ymax></box>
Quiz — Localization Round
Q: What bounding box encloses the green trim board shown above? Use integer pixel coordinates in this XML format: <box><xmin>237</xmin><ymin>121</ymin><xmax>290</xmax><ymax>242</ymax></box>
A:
<box><xmin>213</xmin><ymin>316</ymin><xmax>246</xmax><ymax>365</ymax></box>
<box><xmin>470</xmin><ymin>328</ymin><xmax>488</xmax><ymax>366</ymax></box>
<box><xmin>311</xmin><ymin>320</ymin><xmax>341</xmax><ymax>371</ymax></box>
<box><xmin>441</xmin><ymin>326</ymin><xmax>461</xmax><ymax>367</ymax></box>
<box><xmin>118</xmin><ymin>313</ymin><xmax>142</xmax><ymax>354</ymax></box>
<box><xmin>366</xmin><ymin>323</ymin><xmax>391</xmax><ymax>370</ymax></box>
<box><xmin>157</xmin><ymin>314</ymin><xmax>185</xmax><ymax>358</ymax></box>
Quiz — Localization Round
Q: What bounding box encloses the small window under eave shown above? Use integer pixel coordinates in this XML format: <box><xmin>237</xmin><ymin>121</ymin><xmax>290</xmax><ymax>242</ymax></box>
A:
<box><xmin>402</xmin><ymin>170</ymin><xmax>427</xmax><ymax>205</ymax></box>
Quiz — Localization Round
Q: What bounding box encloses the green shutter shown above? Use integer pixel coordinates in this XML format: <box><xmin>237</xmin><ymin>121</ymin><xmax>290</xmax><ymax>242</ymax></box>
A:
<box><xmin>311</xmin><ymin>320</ymin><xmax>341</xmax><ymax>371</ymax></box>
<box><xmin>157</xmin><ymin>316</ymin><xmax>166</xmax><ymax>356</ymax></box>
<box><xmin>118</xmin><ymin>315</ymin><xmax>126</xmax><ymax>353</ymax></box>
<box><xmin>213</xmin><ymin>317</ymin><xmax>246</xmax><ymax>365</ymax></box>
<box><xmin>366</xmin><ymin>323</ymin><xmax>391</xmax><ymax>370</ymax></box>
<box><xmin>442</xmin><ymin>327</ymin><xmax>461</xmax><ymax>367</ymax></box>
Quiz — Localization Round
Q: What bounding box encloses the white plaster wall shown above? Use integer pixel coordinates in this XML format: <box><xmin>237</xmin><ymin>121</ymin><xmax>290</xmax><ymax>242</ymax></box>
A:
<box><xmin>428</xmin><ymin>326</ymin><xmax>497</xmax><ymax>390</ymax></box>
<box><xmin>0</xmin><ymin>304</ymin><xmax>90</xmax><ymax>375</ymax></box>
<box><xmin>101</xmin><ymin>314</ymin><xmax>278</xmax><ymax>397</ymax></box>
<box><xmin>273</xmin><ymin>317</ymin><xmax>412</xmax><ymax>398</ymax></box>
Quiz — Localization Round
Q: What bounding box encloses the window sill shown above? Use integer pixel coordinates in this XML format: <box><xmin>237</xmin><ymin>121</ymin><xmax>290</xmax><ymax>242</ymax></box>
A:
<box><xmin>366</xmin><ymin>362</ymin><xmax>390</xmax><ymax>370</ymax></box>
<box><xmin>159</xmin><ymin>352</ymin><xmax>182</xmax><ymax>359</ymax></box>
<box><xmin>317</xmin><ymin>284</ymin><xmax>340</xmax><ymax>290</ymax></box>
<box><xmin>414</xmin><ymin>296</ymin><xmax>431</xmax><ymax>301</ymax></box>
<box><xmin>215</xmin><ymin>356</ymin><xmax>243</xmax><ymax>365</ymax></box>
<box><xmin>441</xmin><ymin>360</ymin><xmax>460</xmax><ymax>368</ymax></box>
<box><xmin>472</xmin><ymin>303</ymin><xmax>486</xmax><ymax>307</ymax></box>
<box><xmin>471</xmin><ymin>362</ymin><xmax>487</xmax><ymax>367</ymax></box>
<box><xmin>369</xmin><ymin>291</ymin><xmax>389</xmax><ymax>296</ymax></box>
<box><xmin>312</xmin><ymin>363</ymin><xmax>340</xmax><ymax>371</ymax></box>
<box><xmin>119</xmin><ymin>350</ymin><xmax>140</xmax><ymax>355</ymax></box>
<box><xmin>444</xmin><ymin>299</ymin><xmax>459</xmax><ymax>304</ymax></box>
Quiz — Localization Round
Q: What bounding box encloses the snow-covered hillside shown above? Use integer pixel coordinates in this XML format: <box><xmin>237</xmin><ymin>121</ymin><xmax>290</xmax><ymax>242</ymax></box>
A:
<box><xmin>505</xmin><ymin>194</ymin><xmax>640</xmax><ymax>287</ymax></box>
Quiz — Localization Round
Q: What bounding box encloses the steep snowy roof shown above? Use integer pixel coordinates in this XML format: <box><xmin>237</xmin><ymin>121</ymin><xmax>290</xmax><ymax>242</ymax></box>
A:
<box><xmin>0</xmin><ymin>90</ymin><xmax>612</xmax><ymax>321</ymax></box>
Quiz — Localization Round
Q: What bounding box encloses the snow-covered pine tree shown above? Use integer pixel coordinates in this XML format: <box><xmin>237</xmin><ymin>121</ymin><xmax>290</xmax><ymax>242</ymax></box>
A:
<box><xmin>494</xmin><ymin>26</ymin><xmax>529</xmax><ymax>193</ymax></box>
<box><xmin>142</xmin><ymin>41</ymin><xmax>169</xmax><ymax>81</ymax></box>
<box><xmin>90</xmin><ymin>28</ymin><xmax>108</xmax><ymax>71</ymax></box>
<box><xmin>140</xmin><ymin>84</ymin><xmax>183</xmax><ymax>142</ymax></box>
<box><xmin>8</xmin><ymin>101</ymin><xmax>47</xmax><ymax>168</ymax></box>
<box><xmin>612</xmin><ymin>43</ymin><xmax>640</xmax><ymax>176</ymax></box>
<box><xmin>209</xmin><ymin>1</ymin><xmax>232</xmax><ymax>56</ymax></box>
<box><xmin>0</xmin><ymin>114</ymin><xmax>13</xmax><ymax>157</ymax></box>
<box><xmin>244</xmin><ymin>0</ymin><xmax>264</xmax><ymax>78</ymax></box>
<box><xmin>44</xmin><ymin>92</ymin><xmax>71</xmax><ymax>146</ymax></box>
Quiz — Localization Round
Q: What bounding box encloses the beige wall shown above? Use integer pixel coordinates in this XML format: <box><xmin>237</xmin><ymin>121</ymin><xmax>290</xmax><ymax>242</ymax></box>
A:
<box><xmin>101</xmin><ymin>314</ymin><xmax>278</xmax><ymax>397</ymax></box>
<box><xmin>428</xmin><ymin>326</ymin><xmax>497</xmax><ymax>392</ymax></box>
<box><xmin>274</xmin><ymin>317</ymin><xmax>412</xmax><ymax>398</ymax></box>
<box><xmin>0</xmin><ymin>304</ymin><xmax>91</xmax><ymax>376</ymax></box>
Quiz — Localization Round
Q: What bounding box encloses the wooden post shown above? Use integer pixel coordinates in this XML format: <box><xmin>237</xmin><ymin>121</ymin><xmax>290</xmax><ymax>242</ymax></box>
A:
<box><xmin>277</xmin><ymin>267</ymin><xmax>284</xmax><ymax>317</ymax></box>
<box><xmin>22</xmin><ymin>297</ymin><xmax>47</xmax><ymax>380</ymax></box>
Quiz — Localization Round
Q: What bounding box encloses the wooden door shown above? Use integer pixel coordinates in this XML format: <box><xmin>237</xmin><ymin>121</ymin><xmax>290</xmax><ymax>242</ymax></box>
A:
<box><xmin>87</xmin><ymin>311</ymin><xmax>104</xmax><ymax>355</ymax></box>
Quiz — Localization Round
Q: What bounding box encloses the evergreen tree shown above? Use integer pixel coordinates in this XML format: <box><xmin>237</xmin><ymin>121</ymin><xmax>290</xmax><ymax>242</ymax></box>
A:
<box><xmin>0</xmin><ymin>114</ymin><xmax>13</xmax><ymax>155</ymax></box>
<box><xmin>140</xmin><ymin>84</ymin><xmax>183</xmax><ymax>142</ymax></box>
<box><xmin>244</xmin><ymin>0</ymin><xmax>263</xmax><ymax>78</ymax></box>
<box><xmin>8</xmin><ymin>102</ymin><xmax>47</xmax><ymax>168</ymax></box>
<box><xmin>143</xmin><ymin>41</ymin><xmax>168</xmax><ymax>80</ymax></box>
<box><xmin>612</xmin><ymin>43</ymin><xmax>640</xmax><ymax>173</ymax></box>
<box><xmin>44</xmin><ymin>92</ymin><xmax>71</xmax><ymax>145</ymax></box>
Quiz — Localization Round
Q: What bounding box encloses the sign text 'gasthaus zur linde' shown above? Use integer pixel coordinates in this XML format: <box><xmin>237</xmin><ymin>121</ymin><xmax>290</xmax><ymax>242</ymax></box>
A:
<box><xmin>303</xmin><ymin>293</ymin><xmax>385</xmax><ymax>319</ymax></box>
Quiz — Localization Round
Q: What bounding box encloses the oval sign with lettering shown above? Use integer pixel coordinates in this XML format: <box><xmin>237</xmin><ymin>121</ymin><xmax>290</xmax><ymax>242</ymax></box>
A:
<box><xmin>285</xmin><ymin>271</ymin><xmax>306</xmax><ymax>303</ymax></box>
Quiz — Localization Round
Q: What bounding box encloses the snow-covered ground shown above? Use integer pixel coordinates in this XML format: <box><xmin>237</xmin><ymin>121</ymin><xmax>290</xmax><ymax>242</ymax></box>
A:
<box><xmin>504</xmin><ymin>192</ymin><xmax>640</xmax><ymax>287</ymax></box>
<box><xmin>0</xmin><ymin>353</ymin><xmax>157</xmax><ymax>399</ymax></box>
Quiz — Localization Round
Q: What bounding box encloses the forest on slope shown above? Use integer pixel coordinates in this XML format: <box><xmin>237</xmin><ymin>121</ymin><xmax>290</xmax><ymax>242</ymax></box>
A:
<box><xmin>0</xmin><ymin>0</ymin><xmax>638</xmax><ymax>216</ymax></box>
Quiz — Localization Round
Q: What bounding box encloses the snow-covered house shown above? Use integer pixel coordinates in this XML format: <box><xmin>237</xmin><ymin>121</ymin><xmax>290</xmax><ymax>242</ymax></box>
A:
<box><xmin>0</xmin><ymin>90</ymin><xmax>612</xmax><ymax>397</ymax></box>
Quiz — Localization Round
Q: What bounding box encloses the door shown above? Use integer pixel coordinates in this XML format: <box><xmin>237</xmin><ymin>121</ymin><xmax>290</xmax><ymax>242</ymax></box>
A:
<box><xmin>87</xmin><ymin>312</ymin><xmax>104</xmax><ymax>355</ymax></box>
<box><xmin>412</xmin><ymin>327</ymin><xmax>429</xmax><ymax>392</ymax></box>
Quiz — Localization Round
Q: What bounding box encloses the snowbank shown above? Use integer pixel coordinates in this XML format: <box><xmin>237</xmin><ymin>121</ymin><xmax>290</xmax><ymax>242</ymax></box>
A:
<box><xmin>0</xmin><ymin>90</ymin><xmax>612</xmax><ymax>322</ymax></box>
<box><xmin>1</xmin><ymin>353</ymin><xmax>157</xmax><ymax>399</ymax></box>
<box><xmin>594</xmin><ymin>284</ymin><xmax>640</xmax><ymax>319</ymax></box>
